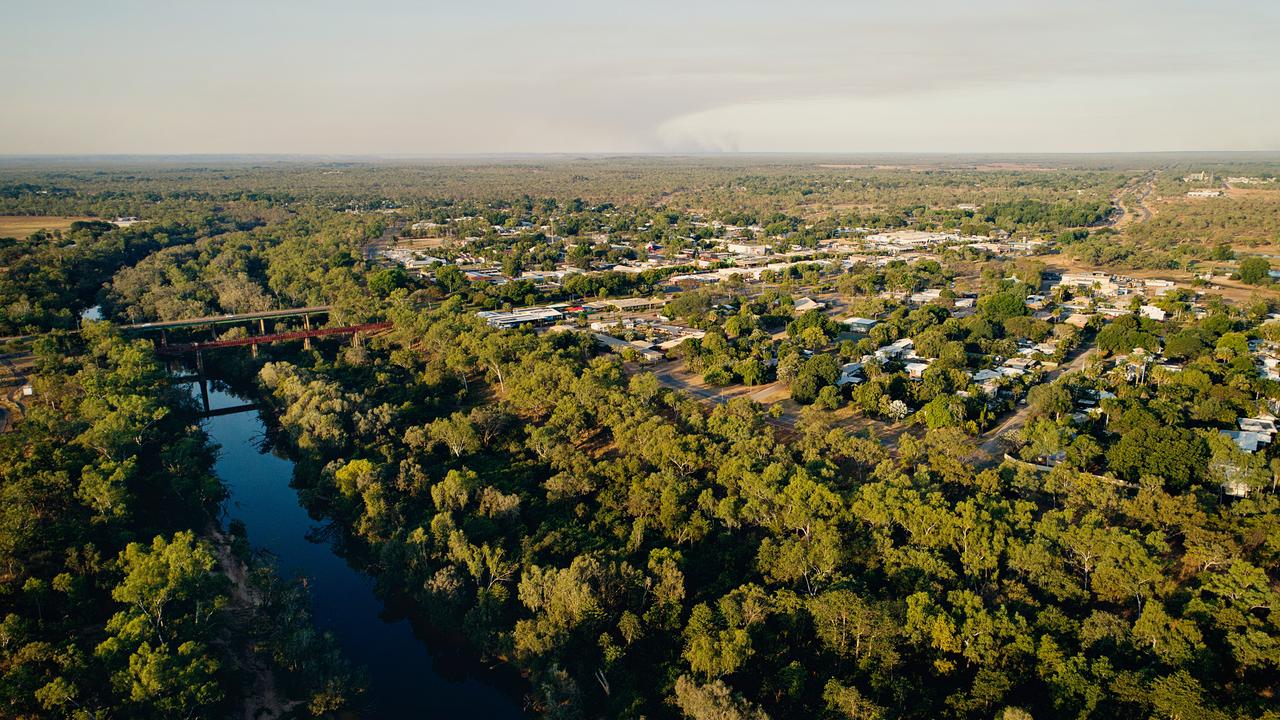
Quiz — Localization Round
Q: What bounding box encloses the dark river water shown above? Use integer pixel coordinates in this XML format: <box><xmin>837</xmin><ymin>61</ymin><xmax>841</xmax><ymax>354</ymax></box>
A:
<box><xmin>200</xmin><ymin>386</ymin><xmax>523</xmax><ymax>719</ymax></box>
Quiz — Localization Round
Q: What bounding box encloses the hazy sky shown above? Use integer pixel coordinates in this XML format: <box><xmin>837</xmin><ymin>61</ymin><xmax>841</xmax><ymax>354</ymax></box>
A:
<box><xmin>2</xmin><ymin>0</ymin><xmax>1277</xmax><ymax>154</ymax></box>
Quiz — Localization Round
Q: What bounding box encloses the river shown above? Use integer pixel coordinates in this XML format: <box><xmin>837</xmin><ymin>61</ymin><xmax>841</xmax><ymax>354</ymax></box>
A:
<box><xmin>199</xmin><ymin>385</ymin><xmax>523</xmax><ymax>719</ymax></box>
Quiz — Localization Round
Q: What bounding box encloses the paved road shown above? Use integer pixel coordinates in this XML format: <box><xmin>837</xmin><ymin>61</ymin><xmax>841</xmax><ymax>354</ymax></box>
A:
<box><xmin>362</xmin><ymin>217</ymin><xmax>406</xmax><ymax>264</ymax></box>
<box><xmin>977</xmin><ymin>343</ymin><xmax>1095</xmax><ymax>457</ymax></box>
<box><xmin>1107</xmin><ymin>172</ymin><xmax>1155</xmax><ymax>228</ymax></box>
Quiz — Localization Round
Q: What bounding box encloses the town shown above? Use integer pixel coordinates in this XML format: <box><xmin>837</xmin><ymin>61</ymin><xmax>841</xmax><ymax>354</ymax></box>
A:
<box><xmin>4</xmin><ymin>146</ymin><xmax>1280</xmax><ymax>720</ymax></box>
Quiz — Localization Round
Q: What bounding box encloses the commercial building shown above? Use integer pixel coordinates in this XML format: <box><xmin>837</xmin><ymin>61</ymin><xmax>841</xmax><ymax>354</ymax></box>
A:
<box><xmin>476</xmin><ymin>306</ymin><xmax>564</xmax><ymax>329</ymax></box>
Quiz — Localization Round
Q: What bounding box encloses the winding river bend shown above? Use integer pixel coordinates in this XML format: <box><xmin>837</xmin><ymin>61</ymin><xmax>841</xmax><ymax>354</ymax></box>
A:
<box><xmin>200</xmin><ymin>386</ymin><xmax>523</xmax><ymax>719</ymax></box>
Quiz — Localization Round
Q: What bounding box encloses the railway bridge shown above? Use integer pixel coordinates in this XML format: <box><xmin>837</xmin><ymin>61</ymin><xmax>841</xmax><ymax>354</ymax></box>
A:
<box><xmin>1</xmin><ymin>305</ymin><xmax>393</xmax><ymax>419</ymax></box>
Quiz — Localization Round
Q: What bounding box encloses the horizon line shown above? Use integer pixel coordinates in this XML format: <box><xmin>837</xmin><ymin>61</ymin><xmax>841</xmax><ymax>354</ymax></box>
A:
<box><xmin>2</xmin><ymin>149</ymin><xmax>1279</xmax><ymax>162</ymax></box>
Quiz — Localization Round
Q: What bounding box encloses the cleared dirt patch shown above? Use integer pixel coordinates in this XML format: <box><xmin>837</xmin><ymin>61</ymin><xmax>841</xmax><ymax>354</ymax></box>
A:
<box><xmin>393</xmin><ymin>235</ymin><xmax>455</xmax><ymax>250</ymax></box>
<box><xmin>0</xmin><ymin>215</ymin><xmax>96</xmax><ymax>238</ymax></box>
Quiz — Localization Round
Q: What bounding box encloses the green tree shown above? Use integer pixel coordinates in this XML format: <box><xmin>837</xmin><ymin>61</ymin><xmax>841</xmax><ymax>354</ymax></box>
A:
<box><xmin>1238</xmin><ymin>256</ymin><xmax>1271</xmax><ymax>285</ymax></box>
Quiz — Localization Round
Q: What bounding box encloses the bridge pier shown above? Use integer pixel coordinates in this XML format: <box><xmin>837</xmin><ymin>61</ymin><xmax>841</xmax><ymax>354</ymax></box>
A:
<box><xmin>303</xmin><ymin>315</ymin><xmax>312</xmax><ymax>350</ymax></box>
<box><xmin>195</xmin><ymin>351</ymin><xmax>209</xmax><ymax>413</ymax></box>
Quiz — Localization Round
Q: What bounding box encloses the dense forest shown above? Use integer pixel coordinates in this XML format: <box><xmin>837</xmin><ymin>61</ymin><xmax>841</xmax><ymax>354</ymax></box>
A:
<box><xmin>0</xmin><ymin>326</ymin><xmax>362</xmax><ymax>717</ymax></box>
<box><xmin>3</xmin><ymin>157</ymin><xmax>1280</xmax><ymax>719</ymax></box>
<box><xmin>246</xmin><ymin>300</ymin><xmax>1280</xmax><ymax>719</ymax></box>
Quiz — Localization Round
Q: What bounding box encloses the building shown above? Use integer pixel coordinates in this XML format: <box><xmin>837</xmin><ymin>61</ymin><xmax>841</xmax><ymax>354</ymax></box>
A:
<box><xmin>464</xmin><ymin>269</ymin><xmax>507</xmax><ymax>284</ymax></box>
<box><xmin>585</xmin><ymin>296</ymin><xmax>666</xmax><ymax>313</ymax></box>
<box><xmin>865</xmin><ymin>230</ymin><xmax>955</xmax><ymax>252</ymax></box>
<box><xmin>876</xmin><ymin>337</ymin><xmax>915</xmax><ymax>360</ymax></box>
<box><xmin>910</xmin><ymin>288</ymin><xmax>944</xmax><ymax>305</ymax></box>
<box><xmin>1057</xmin><ymin>272</ymin><xmax>1119</xmax><ymax>296</ymax></box>
<box><xmin>843</xmin><ymin>317</ymin><xmax>879</xmax><ymax>334</ymax></box>
<box><xmin>952</xmin><ymin>297</ymin><xmax>977</xmax><ymax>318</ymax></box>
<box><xmin>476</xmin><ymin>306</ymin><xmax>563</xmax><ymax>329</ymax></box>
<box><xmin>1222</xmin><ymin>429</ymin><xmax>1269</xmax><ymax>454</ymax></box>
<box><xmin>837</xmin><ymin>362</ymin><xmax>865</xmax><ymax>386</ymax></box>
<box><xmin>1139</xmin><ymin>305</ymin><xmax>1168</xmax><ymax>322</ymax></box>
<box><xmin>1239</xmin><ymin>415</ymin><xmax>1277</xmax><ymax>439</ymax></box>
<box><xmin>592</xmin><ymin>332</ymin><xmax>664</xmax><ymax>362</ymax></box>
<box><xmin>793</xmin><ymin>297</ymin><xmax>826</xmax><ymax>313</ymax></box>
<box><xmin>726</xmin><ymin>242</ymin><xmax>769</xmax><ymax>256</ymax></box>
<box><xmin>1063</xmin><ymin>313</ymin><xmax>1093</xmax><ymax>329</ymax></box>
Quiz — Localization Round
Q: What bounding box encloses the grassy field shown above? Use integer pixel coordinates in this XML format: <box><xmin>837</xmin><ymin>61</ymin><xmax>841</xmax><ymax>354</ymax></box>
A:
<box><xmin>0</xmin><ymin>215</ymin><xmax>95</xmax><ymax>238</ymax></box>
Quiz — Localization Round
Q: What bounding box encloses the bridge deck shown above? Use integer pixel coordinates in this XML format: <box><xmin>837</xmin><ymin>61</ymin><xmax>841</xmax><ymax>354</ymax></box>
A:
<box><xmin>0</xmin><ymin>305</ymin><xmax>334</xmax><ymax>344</ymax></box>
<box><xmin>122</xmin><ymin>305</ymin><xmax>332</xmax><ymax>332</ymax></box>
<box><xmin>157</xmin><ymin>321</ymin><xmax>391</xmax><ymax>355</ymax></box>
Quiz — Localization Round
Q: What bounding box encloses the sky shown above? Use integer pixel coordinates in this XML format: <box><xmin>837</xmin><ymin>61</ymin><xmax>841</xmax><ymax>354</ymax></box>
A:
<box><xmin>1</xmin><ymin>0</ymin><xmax>1277</xmax><ymax>155</ymax></box>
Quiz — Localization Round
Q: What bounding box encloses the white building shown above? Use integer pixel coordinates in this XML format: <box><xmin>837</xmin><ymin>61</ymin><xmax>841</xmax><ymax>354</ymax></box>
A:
<box><xmin>1139</xmin><ymin>305</ymin><xmax>1168</xmax><ymax>322</ymax></box>
<box><xmin>726</xmin><ymin>242</ymin><xmax>769</xmax><ymax>256</ymax></box>
<box><xmin>905</xmin><ymin>361</ymin><xmax>931</xmax><ymax>379</ymax></box>
<box><xmin>476</xmin><ymin>306</ymin><xmax>563</xmax><ymax>329</ymax></box>
<box><xmin>837</xmin><ymin>362</ymin><xmax>865</xmax><ymax>386</ymax></box>
<box><xmin>910</xmin><ymin>288</ymin><xmax>944</xmax><ymax>304</ymax></box>
<box><xmin>875</xmin><ymin>338</ymin><xmax>915</xmax><ymax>361</ymax></box>
<box><xmin>793</xmin><ymin>297</ymin><xmax>826</xmax><ymax>313</ymax></box>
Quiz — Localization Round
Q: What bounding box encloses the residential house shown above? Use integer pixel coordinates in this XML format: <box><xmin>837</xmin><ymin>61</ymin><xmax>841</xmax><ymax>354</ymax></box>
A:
<box><xmin>1139</xmin><ymin>305</ymin><xmax>1167</xmax><ymax>322</ymax></box>
<box><xmin>910</xmin><ymin>288</ymin><xmax>944</xmax><ymax>305</ymax></box>
<box><xmin>905</xmin><ymin>361</ymin><xmax>931</xmax><ymax>379</ymax></box>
<box><xmin>793</xmin><ymin>297</ymin><xmax>826</xmax><ymax>313</ymax></box>
<box><xmin>837</xmin><ymin>362</ymin><xmax>865</xmax><ymax>386</ymax></box>
<box><xmin>843</xmin><ymin>317</ymin><xmax>879</xmax><ymax>334</ymax></box>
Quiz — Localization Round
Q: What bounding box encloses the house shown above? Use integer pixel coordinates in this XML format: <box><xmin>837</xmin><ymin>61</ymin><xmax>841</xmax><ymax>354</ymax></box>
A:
<box><xmin>1139</xmin><ymin>305</ymin><xmax>1167</xmax><ymax>322</ymax></box>
<box><xmin>837</xmin><ymin>362</ymin><xmax>865</xmax><ymax>386</ymax></box>
<box><xmin>905</xmin><ymin>361</ymin><xmax>931</xmax><ymax>379</ymax></box>
<box><xmin>1258</xmin><ymin>355</ymin><xmax>1280</xmax><ymax>381</ymax></box>
<box><xmin>952</xmin><ymin>297</ymin><xmax>977</xmax><ymax>318</ymax></box>
<box><xmin>1063</xmin><ymin>313</ymin><xmax>1092</xmax><ymax>329</ymax></box>
<box><xmin>1222</xmin><ymin>429</ymin><xmax>1269</xmax><ymax>454</ymax></box>
<box><xmin>1239</xmin><ymin>415</ymin><xmax>1277</xmax><ymax>439</ymax></box>
<box><xmin>1021</xmin><ymin>342</ymin><xmax>1058</xmax><ymax>357</ymax></box>
<box><xmin>843</xmin><ymin>317</ymin><xmax>879</xmax><ymax>334</ymax></box>
<box><xmin>793</xmin><ymin>297</ymin><xmax>826</xmax><ymax>313</ymax></box>
<box><xmin>1003</xmin><ymin>356</ymin><xmax>1038</xmax><ymax>372</ymax></box>
<box><xmin>910</xmin><ymin>288</ymin><xmax>944</xmax><ymax>305</ymax></box>
<box><xmin>972</xmin><ymin>369</ymin><xmax>1002</xmax><ymax>395</ymax></box>
<box><xmin>876</xmin><ymin>338</ymin><xmax>915</xmax><ymax>360</ymax></box>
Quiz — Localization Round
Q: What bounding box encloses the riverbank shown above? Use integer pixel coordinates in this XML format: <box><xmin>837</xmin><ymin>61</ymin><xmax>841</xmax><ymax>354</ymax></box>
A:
<box><xmin>205</xmin><ymin>524</ymin><xmax>300</xmax><ymax>720</ymax></box>
<box><xmin>199</xmin><ymin>382</ymin><xmax>524</xmax><ymax>718</ymax></box>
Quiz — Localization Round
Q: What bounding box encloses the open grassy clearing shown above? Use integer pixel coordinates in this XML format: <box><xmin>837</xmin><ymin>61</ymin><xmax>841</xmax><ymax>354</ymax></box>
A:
<box><xmin>0</xmin><ymin>215</ymin><xmax>95</xmax><ymax>238</ymax></box>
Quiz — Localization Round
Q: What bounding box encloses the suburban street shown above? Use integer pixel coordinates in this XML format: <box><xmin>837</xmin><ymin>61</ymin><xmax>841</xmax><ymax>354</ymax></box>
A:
<box><xmin>978</xmin><ymin>342</ymin><xmax>1096</xmax><ymax>457</ymax></box>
